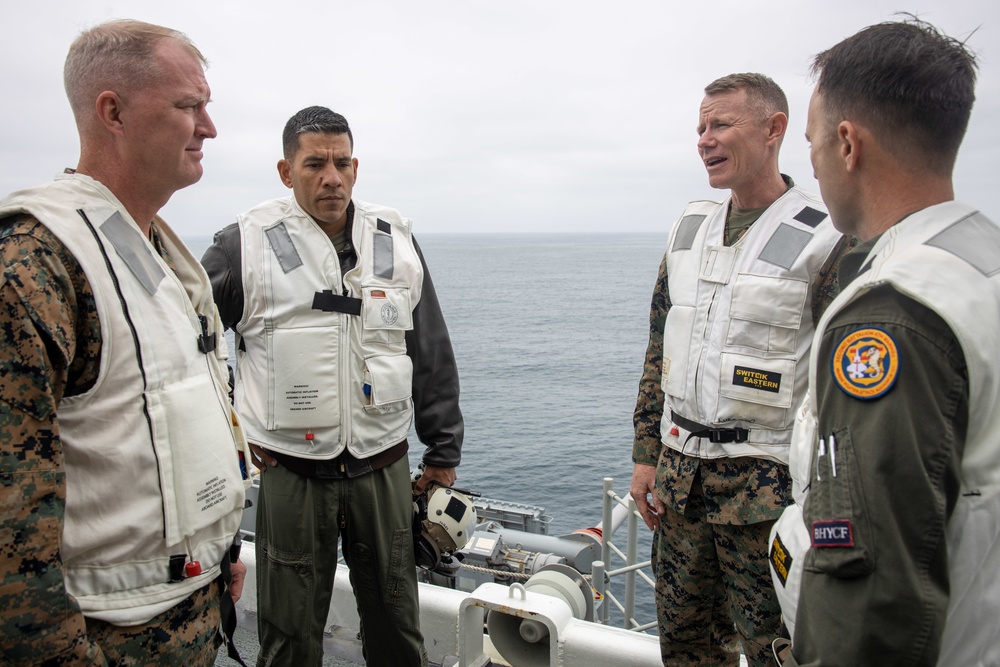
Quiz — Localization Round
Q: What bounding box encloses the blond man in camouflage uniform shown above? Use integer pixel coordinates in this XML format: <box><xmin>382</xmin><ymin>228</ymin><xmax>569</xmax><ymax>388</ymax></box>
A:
<box><xmin>0</xmin><ymin>20</ymin><xmax>247</xmax><ymax>666</ymax></box>
<box><xmin>630</xmin><ymin>73</ymin><xmax>854</xmax><ymax>666</ymax></box>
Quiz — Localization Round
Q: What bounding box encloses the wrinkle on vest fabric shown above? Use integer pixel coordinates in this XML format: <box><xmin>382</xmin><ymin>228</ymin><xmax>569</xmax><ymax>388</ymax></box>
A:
<box><xmin>0</xmin><ymin>173</ymin><xmax>247</xmax><ymax>625</ymax></box>
<box><xmin>660</xmin><ymin>188</ymin><xmax>842</xmax><ymax>463</ymax></box>
<box><xmin>235</xmin><ymin>197</ymin><xmax>424</xmax><ymax>460</ymax></box>
<box><xmin>770</xmin><ymin>201</ymin><xmax>1000</xmax><ymax>666</ymax></box>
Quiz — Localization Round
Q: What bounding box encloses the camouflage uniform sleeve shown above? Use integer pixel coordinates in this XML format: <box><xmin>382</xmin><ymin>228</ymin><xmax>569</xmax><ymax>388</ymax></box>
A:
<box><xmin>0</xmin><ymin>217</ymin><xmax>106</xmax><ymax>666</ymax></box>
<box><xmin>632</xmin><ymin>251</ymin><xmax>670</xmax><ymax>465</ymax></box>
<box><xmin>810</xmin><ymin>234</ymin><xmax>858</xmax><ymax>326</ymax></box>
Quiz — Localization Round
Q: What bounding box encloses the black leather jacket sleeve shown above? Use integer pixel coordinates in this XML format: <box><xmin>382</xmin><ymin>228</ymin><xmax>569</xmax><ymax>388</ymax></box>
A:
<box><xmin>407</xmin><ymin>240</ymin><xmax>464</xmax><ymax>468</ymax></box>
<box><xmin>201</xmin><ymin>222</ymin><xmax>244</xmax><ymax>331</ymax></box>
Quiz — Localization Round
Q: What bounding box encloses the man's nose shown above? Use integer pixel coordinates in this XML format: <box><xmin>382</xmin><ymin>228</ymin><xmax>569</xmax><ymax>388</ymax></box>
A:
<box><xmin>198</xmin><ymin>109</ymin><xmax>218</xmax><ymax>140</ymax></box>
<box><xmin>321</xmin><ymin>165</ymin><xmax>342</xmax><ymax>187</ymax></box>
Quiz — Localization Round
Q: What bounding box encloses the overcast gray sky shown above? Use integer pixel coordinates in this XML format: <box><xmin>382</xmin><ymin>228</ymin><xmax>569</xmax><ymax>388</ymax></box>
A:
<box><xmin>2</xmin><ymin>1</ymin><xmax>996</xmax><ymax>237</ymax></box>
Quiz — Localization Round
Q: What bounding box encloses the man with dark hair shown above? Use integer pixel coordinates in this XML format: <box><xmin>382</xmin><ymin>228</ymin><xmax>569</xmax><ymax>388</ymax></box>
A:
<box><xmin>280</xmin><ymin>105</ymin><xmax>354</xmax><ymax>159</ymax></box>
<box><xmin>769</xmin><ymin>18</ymin><xmax>999</xmax><ymax>666</ymax></box>
<box><xmin>0</xmin><ymin>19</ymin><xmax>248</xmax><ymax>665</ymax></box>
<box><xmin>202</xmin><ymin>105</ymin><xmax>463</xmax><ymax>666</ymax></box>
<box><xmin>630</xmin><ymin>72</ymin><xmax>852</xmax><ymax>666</ymax></box>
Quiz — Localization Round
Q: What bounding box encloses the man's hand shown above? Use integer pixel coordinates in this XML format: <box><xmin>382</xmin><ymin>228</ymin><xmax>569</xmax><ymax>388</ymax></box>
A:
<box><xmin>630</xmin><ymin>463</ymin><xmax>665</xmax><ymax>531</ymax></box>
<box><xmin>414</xmin><ymin>465</ymin><xmax>457</xmax><ymax>495</ymax></box>
<box><xmin>248</xmin><ymin>442</ymin><xmax>278</xmax><ymax>473</ymax></box>
<box><xmin>229</xmin><ymin>558</ymin><xmax>247</xmax><ymax>603</ymax></box>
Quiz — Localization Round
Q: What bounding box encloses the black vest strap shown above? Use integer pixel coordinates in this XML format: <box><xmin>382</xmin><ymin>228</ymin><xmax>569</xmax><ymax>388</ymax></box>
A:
<box><xmin>670</xmin><ymin>410</ymin><xmax>750</xmax><ymax>444</ymax></box>
<box><xmin>312</xmin><ymin>290</ymin><xmax>362</xmax><ymax>315</ymax></box>
<box><xmin>217</xmin><ymin>540</ymin><xmax>248</xmax><ymax>667</ymax></box>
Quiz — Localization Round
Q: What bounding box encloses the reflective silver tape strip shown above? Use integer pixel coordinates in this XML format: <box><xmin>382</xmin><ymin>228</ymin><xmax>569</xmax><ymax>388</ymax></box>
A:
<box><xmin>265</xmin><ymin>222</ymin><xmax>303</xmax><ymax>274</ymax></box>
<box><xmin>374</xmin><ymin>231</ymin><xmax>394</xmax><ymax>279</ymax></box>
<box><xmin>758</xmin><ymin>223</ymin><xmax>813</xmax><ymax>270</ymax></box>
<box><xmin>100</xmin><ymin>210</ymin><xmax>165</xmax><ymax>296</ymax></box>
<box><xmin>926</xmin><ymin>212</ymin><xmax>1000</xmax><ymax>277</ymax></box>
<box><xmin>672</xmin><ymin>214</ymin><xmax>706</xmax><ymax>252</ymax></box>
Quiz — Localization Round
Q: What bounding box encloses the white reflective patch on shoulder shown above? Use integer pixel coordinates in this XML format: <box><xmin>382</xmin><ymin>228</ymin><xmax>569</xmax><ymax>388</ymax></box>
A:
<box><xmin>926</xmin><ymin>212</ymin><xmax>1000</xmax><ymax>276</ymax></box>
<box><xmin>758</xmin><ymin>223</ymin><xmax>813</xmax><ymax>270</ymax></box>
<box><xmin>373</xmin><ymin>223</ymin><xmax>394</xmax><ymax>279</ymax></box>
<box><xmin>264</xmin><ymin>222</ymin><xmax>303</xmax><ymax>274</ymax></box>
<box><xmin>100</xmin><ymin>210</ymin><xmax>165</xmax><ymax>295</ymax></box>
<box><xmin>672</xmin><ymin>214</ymin><xmax>706</xmax><ymax>252</ymax></box>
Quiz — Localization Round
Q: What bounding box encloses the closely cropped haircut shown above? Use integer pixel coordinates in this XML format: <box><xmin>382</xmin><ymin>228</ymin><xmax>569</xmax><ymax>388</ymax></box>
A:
<box><xmin>812</xmin><ymin>16</ymin><xmax>977</xmax><ymax>173</ymax></box>
<box><xmin>705</xmin><ymin>72</ymin><xmax>789</xmax><ymax>121</ymax></box>
<box><xmin>64</xmin><ymin>19</ymin><xmax>205</xmax><ymax>126</ymax></box>
<box><xmin>282</xmin><ymin>106</ymin><xmax>354</xmax><ymax>159</ymax></box>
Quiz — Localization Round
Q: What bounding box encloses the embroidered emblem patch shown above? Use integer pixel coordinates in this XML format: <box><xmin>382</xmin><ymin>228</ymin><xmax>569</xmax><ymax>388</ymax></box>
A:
<box><xmin>770</xmin><ymin>533</ymin><xmax>792</xmax><ymax>586</ymax></box>
<box><xmin>831</xmin><ymin>328</ymin><xmax>898</xmax><ymax>400</ymax></box>
<box><xmin>733</xmin><ymin>366</ymin><xmax>781</xmax><ymax>393</ymax></box>
<box><xmin>380</xmin><ymin>302</ymin><xmax>399</xmax><ymax>325</ymax></box>
<box><xmin>811</xmin><ymin>520</ymin><xmax>854</xmax><ymax>548</ymax></box>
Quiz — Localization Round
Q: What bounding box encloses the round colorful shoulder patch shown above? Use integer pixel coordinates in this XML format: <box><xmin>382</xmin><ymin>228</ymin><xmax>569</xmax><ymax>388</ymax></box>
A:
<box><xmin>831</xmin><ymin>327</ymin><xmax>899</xmax><ymax>400</ymax></box>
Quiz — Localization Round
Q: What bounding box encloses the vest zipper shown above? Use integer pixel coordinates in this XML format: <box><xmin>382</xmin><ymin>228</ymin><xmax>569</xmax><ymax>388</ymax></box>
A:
<box><xmin>338</xmin><ymin>264</ymin><xmax>352</xmax><ymax>451</ymax></box>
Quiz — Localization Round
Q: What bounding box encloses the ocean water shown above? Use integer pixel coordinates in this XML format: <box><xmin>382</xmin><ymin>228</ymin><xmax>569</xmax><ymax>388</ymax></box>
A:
<box><xmin>186</xmin><ymin>231</ymin><xmax>668</xmax><ymax>628</ymax></box>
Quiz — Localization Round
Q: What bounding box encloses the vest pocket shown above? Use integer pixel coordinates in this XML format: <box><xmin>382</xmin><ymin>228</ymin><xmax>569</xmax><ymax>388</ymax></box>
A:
<box><xmin>803</xmin><ymin>427</ymin><xmax>874</xmax><ymax>578</ymax></box>
<box><xmin>268</xmin><ymin>326</ymin><xmax>340</xmax><ymax>430</ymax></box>
<box><xmin>147</xmin><ymin>374</ymin><xmax>244</xmax><ymax>546</ymax></box>
<box><xmin>727</xmin><ymin>273</ymin><xmax>807</xmax><ymax>354</ymax></box>
<box><xmin>663</xmin><ymin>305</ymin><xmax>695</xmax><ymax>400</ymax></box>
<box><xmin>362</xmin><ymin>286</ymin><xmax>413</xmax><ymax>331</ymax></box>
<box><xmin>364</xmin><ymin>353</ymin><xmax>413</xmax><ymax>412</ymax></box>
<box><xmin>715</xmin><ymin>352</ymin><xmax>796</xmax><ymax>432</ymax></box>
<box><xmin>719</xmin><ymin>352</ymin><xmax>795</xmax><ymax>409</ymax></box>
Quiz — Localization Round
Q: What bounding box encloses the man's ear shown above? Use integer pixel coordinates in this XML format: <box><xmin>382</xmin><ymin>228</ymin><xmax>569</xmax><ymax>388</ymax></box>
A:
<box><xmin>277</xmin><ymin>159</ymin><xmax>293</xmax><ymax>188</ymax></box>
<box><xmin>766</xmin><ymin>111</ymin><xmax>788</xmax><ymax>145</ymax></box>
<box><xmin>95</xmin><ymin>91</ymin><xmax>125</xmax><ymax>137</ymax></box>
<box><xmin>838</xmin><ymin>120</ymin><xmax>861</xmax><ymax>172</ymax></box>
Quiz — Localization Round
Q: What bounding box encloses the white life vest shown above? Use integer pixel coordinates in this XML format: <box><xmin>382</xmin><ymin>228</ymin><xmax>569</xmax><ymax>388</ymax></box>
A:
<box><xmin>660</xmin><ymin>187</ymin><xmax>843</xmax><ymax>463</ymax></box>
<box><xmin>0</xmin><ymin>173</ymin><xmax>247</xmax><ymax>625</ymax></box>
<box><xmin>770</xmin><ymin>201</ymin><xmax>1000</xmax><ymax>664</ymax></box>
<box><xmin>234</xmin><ymin>197</ymin><xmax>423</xmax><ymax>460</ymax></box>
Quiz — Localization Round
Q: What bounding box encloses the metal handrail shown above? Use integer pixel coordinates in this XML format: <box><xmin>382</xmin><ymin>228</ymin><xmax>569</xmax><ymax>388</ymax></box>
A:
<box><xmin>594</xmin><ymin>477</ymin><xmax>657</xmax><ymax>632</ymax></box>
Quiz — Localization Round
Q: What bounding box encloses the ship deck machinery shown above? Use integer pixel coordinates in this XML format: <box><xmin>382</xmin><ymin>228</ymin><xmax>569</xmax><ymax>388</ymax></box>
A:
<box><xmin>236</xmin><ymin>479</ymin><xmax>664</xmax><ymax>667</ymax></box>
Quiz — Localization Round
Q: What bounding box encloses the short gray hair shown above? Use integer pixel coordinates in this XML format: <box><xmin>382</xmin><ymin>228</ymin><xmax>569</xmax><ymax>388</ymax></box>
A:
<box><xmin>704</xmin><ymin>72</ymin><xmax>789</xmax><ymax>121</ymax></box>
<box><xmin>64</xmin><ymin>19</ymin><xmax>206</xmax><ymax>125</ymax></box>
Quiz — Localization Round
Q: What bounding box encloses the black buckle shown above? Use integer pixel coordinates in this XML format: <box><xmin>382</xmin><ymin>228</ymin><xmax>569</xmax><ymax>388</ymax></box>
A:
<box><xmin>706</xmin><ymin>428</ymin><xmax>750</xmax><ymax>444</ymax></box>
<box><xmin>671</xmin><ymin>410</ymin><xmax>751</xmax><ymax>445</ymax></box>
<box><xmin>197</xmin><ymin>315</ymin><xmax>216</xmax><ymax>354</ymax></box>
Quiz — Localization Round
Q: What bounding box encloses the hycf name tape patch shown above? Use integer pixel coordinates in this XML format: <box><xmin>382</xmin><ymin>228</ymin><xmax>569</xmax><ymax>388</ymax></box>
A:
<box><xmin>811</xmin><ymin>519</ymin><xmax>854</xmax><ymax>548</ymax></box>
